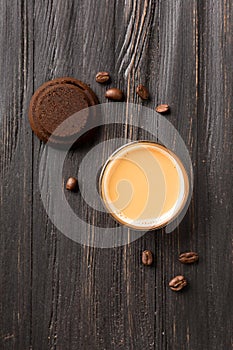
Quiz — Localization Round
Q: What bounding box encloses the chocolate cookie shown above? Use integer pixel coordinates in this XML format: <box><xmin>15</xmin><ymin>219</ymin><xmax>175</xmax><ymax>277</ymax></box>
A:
<box><xmin>28</xmin><ymin>77</ymin><xmax>99</xmax><ymax>145</ymax></box>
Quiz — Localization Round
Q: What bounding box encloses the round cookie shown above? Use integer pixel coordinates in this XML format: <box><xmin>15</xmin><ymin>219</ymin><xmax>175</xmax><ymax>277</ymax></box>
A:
<box><xmin>28</xmin><ymin>77</ymin><xmax>99</xmax><ymax>145</ymax></box>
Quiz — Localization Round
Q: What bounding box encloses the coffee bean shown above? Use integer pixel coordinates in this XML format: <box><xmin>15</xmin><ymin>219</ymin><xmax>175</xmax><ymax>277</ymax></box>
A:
<box><xmin>155</xmin><ymin>104</ymin><xmax>170</xmax><ymax>113</ymax></box>
<box><xmin>136</xmin><ymin>84</ymin><xmax>149</xmax><ymax>100</ymax></box>
<box><xmin>105</xmin><ymin>88</ymin><xmax>124</xmax><ymax>101</ymax></box>
<box><xmin>96</xmin><ymin>71</ymin><xmax>110</xmax><ymax>83</ymax></box>
<box><xmin>66</xmin><ymin>177</ymin><xmax>78</xmax><ymax>191</ymax></box>
<box><xmin>142</xmin><ymin>250</ymin><xmax>153</xmax><ymax>266</ymax></box>
<box><xmin>169</xmin><ymin>275</ymin><xmax>187</xmax><ymax>291</ymax></box>
<box><xmin>179</xmin><ymin>252</ymin><xmax>199</xmax><ymax>264</ymax></box>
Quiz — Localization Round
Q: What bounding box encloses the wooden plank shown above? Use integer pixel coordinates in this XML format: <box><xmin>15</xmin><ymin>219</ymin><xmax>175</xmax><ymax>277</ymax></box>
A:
<box><xmin>31</xmin><ymin>1</ymin><xmax>86</xmax><ymax>349</ymax></box>
<box><xmin>154</xmin><ymin>1</ymin><xmax>200</xmax><ymax>349</ymax></box>
<box><xmin>0</xmin><ymin>0</ymin><xmax>34</xmax><ymax>349</ymax></box>
<box><xmin>196</xmin><ymin>1</ymin><xmax>233</xmax><ymax>349</ymax></box>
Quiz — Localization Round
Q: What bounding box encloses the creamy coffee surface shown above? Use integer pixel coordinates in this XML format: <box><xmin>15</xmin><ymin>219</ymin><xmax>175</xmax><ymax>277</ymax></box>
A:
<box><xmin>100</xmin><ymin>142</ymin><xmax>188</xmax><ymax>230</ymax></box>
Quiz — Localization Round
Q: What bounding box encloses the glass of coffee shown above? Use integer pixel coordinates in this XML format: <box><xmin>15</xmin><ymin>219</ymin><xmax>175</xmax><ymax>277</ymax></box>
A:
<box><xmin>99</xmin><ymin>141</ymin><xmax>189</xmax><ymax>230</ymax></box>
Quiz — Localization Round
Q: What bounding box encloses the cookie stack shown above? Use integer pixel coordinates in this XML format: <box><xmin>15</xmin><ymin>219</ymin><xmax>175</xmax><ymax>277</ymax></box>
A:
<box><xmin>29</xmin><ymin>77</ymin><xmax>99</xmax><ymax>145</ymax></box>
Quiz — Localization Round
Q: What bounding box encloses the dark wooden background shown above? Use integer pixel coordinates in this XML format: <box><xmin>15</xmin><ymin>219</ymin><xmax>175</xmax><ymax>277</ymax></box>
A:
<box><xmin>0</xmin><ymin>0</ymin><xmax>232</xmax><ymax>349</ymax></box>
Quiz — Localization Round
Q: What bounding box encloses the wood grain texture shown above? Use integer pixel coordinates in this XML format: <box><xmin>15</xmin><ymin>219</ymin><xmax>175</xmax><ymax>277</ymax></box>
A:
<box><xmin>0</xmin><ymin>0</ymin><xmax>34</xmax><ymax>349</ymax></box>
<box><xmin>0</xmin><ymin>0</ymin><xmax>232</xmax><ymax>349</ymax></box>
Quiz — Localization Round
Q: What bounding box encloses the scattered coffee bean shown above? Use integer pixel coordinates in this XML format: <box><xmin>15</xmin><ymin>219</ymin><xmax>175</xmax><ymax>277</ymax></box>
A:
<box><xmin>142</xmin><ymin>250</ymin><xmax>153</xmax><ymax>266</ymax></box>
<box><xmin>169</xmin><ymin>275</ymin><xmax>187</xmax><ymax>292</ymax></box>
<box><xmin>136</xmin><ymin>84</ymin><xmax>149</xmax><ymax>100</ymax></box>
<box><xmin>179</xmin><ymin>252</ymin><xmax>199</xmax><ymax>264</ymax></box>
<box><xmin>105</xmin><ymin>88</ymin><xmax>124</xmax><ymax>101</ymax></box>
<box><xmin>96</xmin><ymin>71</ymin><xmax>110</xmax><ymax>83</ymax></box>
<box><xmin>66</xmin><ymin>177</ymin><xmax>78</xmax><ymax>191</ymax></box>
<box><xmin>155</xmin><ymin>104</ymin><xmax>170</xmax><ymax>113</ymax></box>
